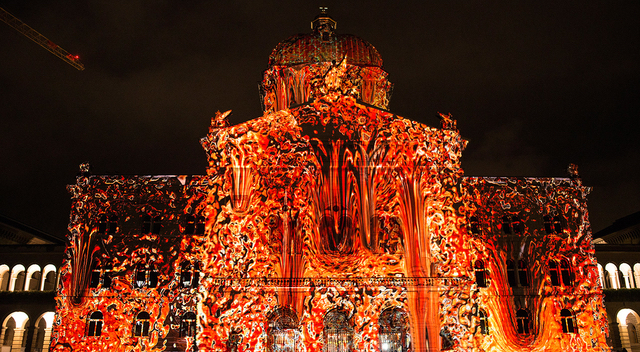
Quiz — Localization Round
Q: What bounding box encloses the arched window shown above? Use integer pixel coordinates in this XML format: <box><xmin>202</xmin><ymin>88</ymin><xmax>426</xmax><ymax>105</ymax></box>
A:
<box><xmin>133</xmin><ymin>312</ymin><xmax>151</xmax><ymax>337</ymax></box>
<box><xmin>549</xmin><ymin>260</ymin><xmax>561</xmax><ymax>286</ymax></box>
<box><xmin>184</xmin><ymin>215</ymin><xmax>206</xmax><ymax>235</ymax></box>
<box><xmin>620</xmin><ymin>263</ymin><xmax>634</xmax><ymax>288</ymax></box>
<box><xmin>605</xmin><ymin>263</ymin><xmax>620</xmax><ymax>289</ymax></box>
<box><xmin>0</xmin><ymin>265</ymin><xmax>10</xmax><ymax>291</ymax></box>
<box><xmin>42</xmin><ymin>265</ymin><xmax>57</xmax><ymax>291</ymax></box>
<box><xmin>469</xmin><ymin>216</ymin><xmax>481</xmax><ymax>235</ymax></box>
<box><xmin>604</xmin><ymin>270</ymin><xmax>612</xmax><ymax>289</ymax></box>
<box><xmin>379</xmin><ymin>307</ymin><xmax>411</xmax><ymax>352</ymax></box>
<box><xmin>560</xmin><ymin>259</ymin><xmax>572</xmax><ymax>286</ymax></box>
<box><xmin>323</xmin><ymin>309</ymin><xmax>352</xmax><ymax>352</ymax></box>
<box><xmin>11</xmin><ymin>265</ymin><xmax>26</xmax><ymax>291</ymax></box>
<box><xmin>180</xmin><ymin>312</ymin><xmax>197</xmax><ymax>338</ymax></box>
<box><xmin>180</xmin><ymin>262</ymin><xmax>200</xmax><ymax>288</ymax></box>
<box><xmin>560</xmin><ymin>309</ymin><xmax>577</xmax><ymax>333</ymax></box>
<box><xmin>474</xmin><ymin>260</ymin><xmax>488</xmax><ymax>288</ymax></box>
<box><xmin>506</xmin><ymin>260</ymin><xmax>516</xmax><ymax>287</ymax></box>
<box><xmin>268</xmin><ymin>307</ymin><xmax>299</xmax><ymax>351</ymax></box>
<box><xmin>142</xmin><ymin>215</ymin><xmax>162</xmax><ymax>235</ymax></box>
<box><xmin>516</xmin><ymin>309</ymin><xmax>531</xmax><ymax>334</ymax></box>
<box><xmin>26</xmin><ymin>265</ymin><xmax>42</xmax><ymax>291</ymax></box>
<box><xmin>478</xmin><ymin>309</ymin><xmax>489</xmax><ymax>335</ymax></box>
<box><xmin>87</xmin><ymin>311</ymin><xmax>103</xmax><ymax>337</ymax></box>
<box><xmin>518</xmin><ymin>260</ymin><xmax>529</xmax><ymax>287</ymax></box>
<box><xmin>134</xmin><ymin>263</ymin><xmax>158</xmax><ymax>288</ymax></box>
<box><xmin>98</xmin><ymin>214</ymin><xmax>118</xmax><ymax>234</ymax></box>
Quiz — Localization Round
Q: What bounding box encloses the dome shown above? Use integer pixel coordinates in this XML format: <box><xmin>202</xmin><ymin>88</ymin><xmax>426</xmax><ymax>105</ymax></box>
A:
<box><xmin>268</xmin><ymin>13</ymin><xmax>383</xmax><ymax>68</ymax></box>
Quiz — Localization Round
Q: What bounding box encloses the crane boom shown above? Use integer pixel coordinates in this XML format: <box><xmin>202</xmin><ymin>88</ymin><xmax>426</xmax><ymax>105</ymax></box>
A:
<box><xmin>0</xmin><ymin>7</ymin><xmax>84</xmax><ymax>70</ymax></box>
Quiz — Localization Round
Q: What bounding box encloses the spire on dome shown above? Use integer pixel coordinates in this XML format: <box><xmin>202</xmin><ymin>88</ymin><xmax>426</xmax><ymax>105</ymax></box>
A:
<box><xmin>311</xmin><ymin>7</ymin><xmax>337</xmax><ymax>40</ymax></box>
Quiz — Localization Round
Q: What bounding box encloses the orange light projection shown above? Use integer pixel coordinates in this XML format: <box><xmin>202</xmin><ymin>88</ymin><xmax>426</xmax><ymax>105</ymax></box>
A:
<box><xmin>50</xmin><ymin>12</ymin><xmax>609</xmax><ymax>352</ymax></box>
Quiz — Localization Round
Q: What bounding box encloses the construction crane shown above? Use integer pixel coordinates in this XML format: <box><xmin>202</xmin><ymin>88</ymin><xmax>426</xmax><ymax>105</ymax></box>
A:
<box><xmin>0</xmin><ymin>6</ymin><xmax>84</xmax><ymax>70</ymax></box>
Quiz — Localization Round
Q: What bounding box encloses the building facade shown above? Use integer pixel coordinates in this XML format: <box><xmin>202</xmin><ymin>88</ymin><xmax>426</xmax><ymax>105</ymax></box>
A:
<box><xmin>0</xmin><ymin>214</ymin><xmax>65</xmax><ymax>352</ymax></box>
<box><xmin>50</xmin><ymin>13</ymin><xmax>610</xmax><ymax>352</ymax></box>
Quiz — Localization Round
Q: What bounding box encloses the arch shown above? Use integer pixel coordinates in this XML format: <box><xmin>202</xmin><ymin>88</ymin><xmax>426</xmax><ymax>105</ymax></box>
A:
<box><xmin>2</xmin><ymin>312</ymin><xmax>30</xmax><ymax>351</ymax></box>
<box><xmin>605</xmin><ymin>263</ymin><xmax>620</xmax><ymax>289</ymax></box>
<box><xmin>560</xmin><ymin>309</ymin><xmax>577</xmax><ymax>333</ymax></box>
<box><xmin>323</xmin><ymin>309</ymin><xmax>352</xmax><ymax>352</ymax></box>
<box><xmin>0</xmin><ymin>264</ymin><xmax>9</xmax><ymax>291</ymax></box>
<box><xmin>635</xmin><ymin>263</ymin><xmax>640</xmax><ymax>290</ymax></box>
<box><xmin>33</xmin><ymin>312</ymin><xmax>55</xmax><ymax>352</ymax></box>
<box><xmin>133</xmin><ymin>311</ymin><xmax>151</xmax><ymax>337</ymax></box>
<box><xmin>42</xmin><ymin>264</ymin><xmax>57</xmax><ymax>291</ymax></box>
<box><xmin>617</xmin><ymin>309</ymin><xmax>640</xmax><ymax>351</ymax></box>
<box><xmin>9</xmin><ymin>264</ymin><xmax>26</xmax><ymax>291</ymax></box>
<box><xmin>379</xmin><ymin>307</ymin><xmax>411</xmax><ymax>351</ymax></box>
<box><xmin>87</xmin><ymin>311</ymin><xmax>103</xmax><ymax>337</ymax></box>
<box><xmin>619</xmin><ymin>263</ymin><xmax>634</xmax><ymax>288</ymax></box>
<box><xmin>25</xmin><ymin>264</ymin><xmax>42</xmax><ymax>291</ymax></box>
<box><xmin>268</xmin><ymin>307</ymin><xmax>299</xmax><ymax>351</ymax></box>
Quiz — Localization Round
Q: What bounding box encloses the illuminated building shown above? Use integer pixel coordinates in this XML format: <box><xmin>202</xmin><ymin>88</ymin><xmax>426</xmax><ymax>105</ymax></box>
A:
<box><xmin>50</xmin><ymin>11</ymin><xmax>610</xmax><ymax>352</ymax></box>
<box><xmin>593</xmin><ymin>211</ymin><xmax>640</xmax><ymax>351</ymax></box>
<box><xmin>0</xmin><ymin>214</ymin><xmax>64</xmax><ymax>352</ymax></box>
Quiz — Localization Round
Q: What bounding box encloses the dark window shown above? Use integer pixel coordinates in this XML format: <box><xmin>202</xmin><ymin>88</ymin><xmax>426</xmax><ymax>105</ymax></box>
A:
<box><xmin>474</xmin><ymin>260</ymin><xmax>488</xmax><ymax>288</ymax></box>
<box><xmin>501</xmin><ymin>216</ymin><xmax>512</xmax><ymax>234</ymax></box>
<box><xmin>506</xmin><ymin>260</ymin><xmax>517</xmax><ymax>287</ymax></box>
<box><xmin>549</xmin><ymin>260</ymin><xmax>561</xmax><ymax>286</ymax></box>
<box><xmin>518</xmin><ymin>260</ymin><xmax>529</xmax><ymax>287</ymax></box>
<box><xmin>180</xmin><ymin>312</ymin><xmax>197</xmax><ymax>338</ymax></box>
<box><xmin>469</xmin><ymin>216</ymin><xmax>481</xmax><ymax>235</ymax></box>
<box><xmin>133</xmin><ymin>312</ymin><xmax>150</xmax><ymax>337</ymax></box>
<box><xmin>324</xmin><ymin>309</ymin><xmax>352</xmax><ymax>352</ymax></box>
<box><xmin>184</xmin><ymin>215</ymin><xmax>205</xmax><ymax>235</ymax></box>
<box><xmin>180</xmin><ymin>262</ymin><xmax>199</xmax><ymax>288</ymax></box>
<box><xmin>135</xmin><ymin>263</ymin><xmax>158</xmax><ymax>288</ymax></box>
<box><xmin>87</xmin><ymin>311</ymin><xmax>103</xmax><ymax>337</ymax></box>
<box><xmin>478</xmin><ymin>309</ymin><xmax>489</xmax><ymax>335</ymax></box>
<box><xmin>544</xmin><ymin>214</ymin><xmax>564</xmax><ymax>234</ymax></box>
<box><xmin>516</xmin><ymin>309</ymin><xmax>531</xmax><ymax>334</ymax></box>
<box><xmin>142</xmin><ymin>215</ymin><xmax>162</xmax><ymax>235</ymax></box>
<box><xmin>511</xmin><ymin>216</ymin><xmax>523</xmax><ymax>234</ymax></box>
<box><xmin>97</xmin><ymin>214</ymin><xmax>118</xmax><ymax>234</ymax></box>
<box><xmin>560</xmin><ymin>309</ymin><xmax>577</xmax><ymax>334</ymax></box>
<box><xmin>560</xmin><ymin>259</ymin><xmax>572</xmax><ymax>286</ymax></box>
<box><xmin>604</xmin><ymin>271</ymin><xmax>612</xmax><ymax>289</ymax></box>
<box><xmin>319</xmin><ymin>208</ymin><xmax>353</xmax><ymax>253</ymax></box>
<box><xmin>90</xmin><ymin>267</ymin><xmax>101</xmax><ymax>288</ymax></box>
<box><xmin>90</xmin><ymin>264</ymin><xmax>112</xmax><ymax>289</ymax></box>
<box><xmin>553</xmin><ymin>216</ymin><xmax>564</xmax><ymax>234</ymax></box>
<box><xmin>379</xmin><ymin>307</ymin><xmax>411</xmax><ymax>352</ymax></box>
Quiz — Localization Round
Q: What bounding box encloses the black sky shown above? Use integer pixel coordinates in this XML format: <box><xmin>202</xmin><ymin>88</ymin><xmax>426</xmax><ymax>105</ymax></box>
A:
<box><xmin>1</xmin><ymin>1</ymin><xmax>638</xmax><ymax>238</ymax></box>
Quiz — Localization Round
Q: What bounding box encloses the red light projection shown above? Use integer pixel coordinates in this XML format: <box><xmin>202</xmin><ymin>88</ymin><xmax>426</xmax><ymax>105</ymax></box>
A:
<box><xmin>50</xmin><ymin>13</ymin><xmax>609</xmax><ymax>352</ymax></box>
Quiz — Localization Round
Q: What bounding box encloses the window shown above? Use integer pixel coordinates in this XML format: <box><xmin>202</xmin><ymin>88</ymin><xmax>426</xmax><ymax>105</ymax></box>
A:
<box><xmin>544</xmin><ymin>215</ymin><xmax>564</xmax><ymax>234</ymax></box>
<box><xmin>478</xmin><ymin>309</ymin><xmax>489</xmax><ymax>335</ymax></box>
<box><xmin>549</xmin><ymin>260</ymin><xmax>561</xmax><ymax>286</ymax></box>
<box><xmin>180</xmin><ymin>262</ymin><xmax>200</xmax><ymax>288</ymax></box>
<box><xmin>516</xmin><ymin>309</ymin><xmax>531</xmax><ymax>334</ymax></box>
<box><xmin>323</xmin><ymin>309</ymin><xmax>352</xmax><ymax>352</ymax></box>
<box><xmin>133</xmin><ymin>312</ymin><xmax>151</xmax><ymax>337</ymax></box>
<box><xmin>226</xmin><ymin>331</ymin><xmax>242</xmax><ymax>352</ymax></box>
<box><xmin>474</xmin><ymin>260</ymin><xmax>488</xmax><ymax>288</ymax></box>
<box><xmin>180</xmin><ymin>312</ymin><xmax>197</xmax><ymax>338</ymax></box>
<box><xmin>511</xmin><ymin>216</ymin><xmax>523</xmax><ymax>234</ymax></box>
<box><xmin>98</xmin><ymin>214</ymin><xmax>118</xmax><ymax>234</ymax></box>
<box><xmin>543</xmin><ymin>215</ymin><xmax>554</xmax><ymax>234</ymax></box>
<box><xmin>184</xmin><ymin>215</ymin><xmax>205</xmax><ymax>235</ymax></box>
<box><xmin>268</xmin><ymin>307</ymin><xmax>299</xmax><ymax>351</ymax></box>
<box><xmin>560</xmin><ymin>259</ymin><xmax>572</xmax><ymax>286</ymax></box>
<box><xmin>553</xmin><ymin>216</ymin><xmax>564</xmax><ymax>234</ymax></box>
<box><xmin>518</xmin><ymin>260</ymin><xmax>529</xmax><ymax>287</ymax></box>
<box><xmin>90</xmin><ymin>264</ymin><xmax>112</xmax><ymax>289</ymax></box>
<box><xmin>469</xmin><ymin>216</ymin><xmax>481</xmax><ymax>235</ymax></box>
<box><xmin>135</xmin><ymin>263</ymin><xmax>158</xmax><ymax>288</ymax></box>
<box><xmin>379</xmin><ymin>308</ymin><xmax>411</xmax><ymax>351</ymax></box>
<box><xmin>501</xmin><ymin>216</ymin><xmax>512</xmax><ymax>235</ymax></box>
<box><xmin>506</xmin><ymin>260</ymin><xmax>517</xmax><ymax>287</ymax></box>
<box><xmin>142</xmin><ymin>215</ymin><xmax>162</xmax><ymax>235</ymax></box>
<box><xmin>87</xmin><ymin>311</ymin><xmax>104</xmax><ymax>337</ymax></box>
<box><xmin>560</xmin><ymin>309</ymin><xmax>577</xmax><ymax>333</ymax></box>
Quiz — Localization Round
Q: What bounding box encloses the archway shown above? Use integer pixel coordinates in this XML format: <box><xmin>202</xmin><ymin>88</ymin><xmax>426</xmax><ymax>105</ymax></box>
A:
<box><xmin>617</xmin><ymin>308</ymin><xmax>640</xmax><ymax>351</ymax></box>
<box><xmin>1</xmin><ymin>312</ymin><xmax>29</xmax><ymax>351</ymax></box>
<box><xmin>33</xmin><ymin>312</ymin><xmax>55</xmax><ymax>352</ymax></box>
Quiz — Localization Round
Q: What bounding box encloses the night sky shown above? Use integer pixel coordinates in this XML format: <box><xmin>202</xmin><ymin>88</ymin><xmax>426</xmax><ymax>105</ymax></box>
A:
<box><xmin>1</xmin><ymin>2</ymin><xmax>638</xmax><ymax>238</ymax></box>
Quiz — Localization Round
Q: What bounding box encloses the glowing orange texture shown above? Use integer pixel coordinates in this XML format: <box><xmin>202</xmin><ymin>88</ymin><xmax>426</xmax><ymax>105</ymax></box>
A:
<box><xmin>51</xmin><ymin>20</ymin><xmax>609</xmax><ymax>352</ymax></box>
